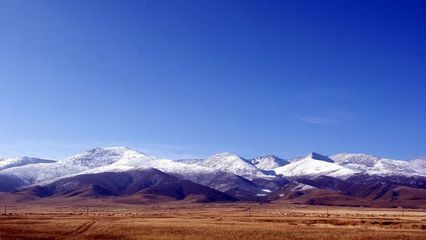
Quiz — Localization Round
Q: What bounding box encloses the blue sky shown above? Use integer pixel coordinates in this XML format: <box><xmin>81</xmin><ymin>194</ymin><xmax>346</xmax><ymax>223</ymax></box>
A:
<box><xmin>0</xmin><ymin>0</ymin><xmax>425</xmax><ymax>160</ymax></box>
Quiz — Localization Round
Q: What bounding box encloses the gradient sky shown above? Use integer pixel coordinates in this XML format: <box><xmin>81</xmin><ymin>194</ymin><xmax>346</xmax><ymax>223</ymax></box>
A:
<box><xmin>0</xmin><ymin>0</ymin><xmax>425</xmax><ymax>160</ymax></box>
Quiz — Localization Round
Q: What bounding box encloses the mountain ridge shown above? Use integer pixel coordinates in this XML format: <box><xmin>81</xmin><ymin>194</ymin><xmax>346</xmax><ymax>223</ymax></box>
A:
<box><xmin>1</xmin><ymin>147</ymin><xmax>425</xmax><ymax>207</ymax></box>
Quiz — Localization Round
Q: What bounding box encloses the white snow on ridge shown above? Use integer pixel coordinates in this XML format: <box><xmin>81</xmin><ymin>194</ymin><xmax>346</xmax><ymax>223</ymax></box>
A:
<box><xmin>199</xmin><ymin>152</ymin><xmax>271</xmax><ymax>178</ymax></box>
<box><xmin>69</xmin><ymin>151</ymin><xmax>260</xmax><ymax>195</ymax></box>
<box><xmin>1</xmin><ymin>147</ymin><xmax>426</xmax><ymax>189</ymax></box>
<box><xmin>1</xmin><ymin>147</ymin><xmax>235</xmax><ymax>188</ymax></box>
<box><xmin>81</xmin><ymin>157</ymin><xmax>217</xmax><ymax>178</ymax></box>
<box><xmin>250</xmin><ymin>155</ymin><xmax>288</xmax><ymax>170</ymax></box>
<box><xmin>69</xmin><ymin>147</ymin><xmax>219</xmax><ymax>178</ymax></box>
<box><xmin>409</xmin><ymin>158</ymin><xmax>426</xmax><ymax>175</ymax></box>
<box><xmin>0</xmin><ymin>161</ymin><xmax>87</xmax><ymax>185</ymax></box>
<box><xmin>330</xmin><ymin>153</ymin><xmax>424</xmax><ymax>177</ymax></box>
<box><xmin>331</xmin><ymin>153</ymin><xmax>379</xmax><ymax>167</ymax></box>
<box><xmin>65</xmin><ymin>147</ymin><xmax>155</xmax><ymax>168</ymax></box>
<box><xmin>0</xmin><ymin>147</ymin><xmax>155</xmax><ymax>185</ymax></box>
<box><xmin>0</xmin><ymin>157</ymin><xmax>56</xmax><ymax>171</ymax></box>
<box><xmin>274</xmin><ymin>153</ymin><xmax>358</xmax><ymax>179</ymax></box>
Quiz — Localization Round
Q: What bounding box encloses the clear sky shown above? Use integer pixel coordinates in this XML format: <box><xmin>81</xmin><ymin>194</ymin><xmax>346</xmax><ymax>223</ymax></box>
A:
<box><xmin>0</xmin><ymin>0</ymin><xmax>425</xmax><ymax>160</ymax></box>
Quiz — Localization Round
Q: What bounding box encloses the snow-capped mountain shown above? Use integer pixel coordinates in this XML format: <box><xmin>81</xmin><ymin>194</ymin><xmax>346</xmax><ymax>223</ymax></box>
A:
<box><xmin>0</xmin><ymin>147</ymin><xmax>265</xmax><ymax>198</ymax></box>
<box><xmin>0</xmin><ymin>159</ymin><xmax>85</xmax><ymax>185</ymax></box>
<box><xmin>250</xmin><ymin>155</ymin><xmax>288</xmax><ymax>170</ymax></box>
<box><xmin>1</xmin><ymin>147</ymin><xmax>425</xmax><ymax>205</ymax></box>
<box><xmin>75</xmin><ymin>151</ymin><xmax>262</xmax><ymax>198</ymax></box>
<box><xmin>65</xmin><ymin>147</ymin><xmax>155</xmax><ymax>168</ymax></box>
<box><xmin>0</xmin><ymin>157</ymin><xmax>56</xmax><ymax>171</ymax></box>
<box><xmin>330</xmin><ymin>153</ymin><xmax>421</xmax><ymax>176</ymax></box>
<box><xmin>20</xmin><ymin>169</ymin><xmax>236</xmax><ymax>203</ymax></box>
<box><xmin>0</xmin><ymin>147</ymin><xmax>152</xmax><ymax>185</ymax></box>
<box><xmin>274</xmin><ymin>152</ymin><xmax>358</xmax><ymax>179</ymax></box>
<box><xmin>72</xmin><ymin>148</ymin><xmax>221</xmax><ymax>180</ymax></box>
<box><xmin>199</xmin><ymin>152</ymin><xmax>270</xmax><ymax>178</ymax></box>
<box><xmin>1</xmin><ymin>149</ymin><xmax>425</xmax><ymax>185</ymax></box>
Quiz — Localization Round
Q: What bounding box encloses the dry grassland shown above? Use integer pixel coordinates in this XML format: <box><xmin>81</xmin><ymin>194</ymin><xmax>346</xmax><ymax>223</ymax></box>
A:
<box><xmin>0</xmin><ymin>203</ymin><xmax>425</xmax><ymax>239</ymax></box>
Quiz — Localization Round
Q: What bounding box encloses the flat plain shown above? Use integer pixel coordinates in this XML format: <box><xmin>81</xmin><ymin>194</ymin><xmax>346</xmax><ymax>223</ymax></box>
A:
<box><xmin>0</xmin><ymin>203</ymin><xmax>425</xmax><ymax>240</ymax></box>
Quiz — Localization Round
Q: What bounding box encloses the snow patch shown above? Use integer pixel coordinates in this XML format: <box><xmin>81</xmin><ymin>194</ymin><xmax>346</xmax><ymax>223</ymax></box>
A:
<box><xmin>292</xmin><ymin>183</ymin><xmax>316</xmax><ymax>192</ymax></box>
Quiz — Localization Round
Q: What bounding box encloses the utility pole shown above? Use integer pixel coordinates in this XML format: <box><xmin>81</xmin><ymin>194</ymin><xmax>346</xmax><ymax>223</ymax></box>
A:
<box><xmin>169</xmin><ymin>208</ymin><xmax>172</xmax><ymax>218</ymax></box>
<box><xmin>398</xmin><ymin>206</ymin><xmax>404</xmax><ymax>218</ymax></box>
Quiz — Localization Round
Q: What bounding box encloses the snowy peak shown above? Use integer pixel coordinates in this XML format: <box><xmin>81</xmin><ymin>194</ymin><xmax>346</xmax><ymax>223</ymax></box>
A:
<box><xmin>251</xmin><ymin>155</ymin><xmax>288</xmax><ymax>170</ymax></box>
<box><xmin>200</xmin><ymin>152</ymin><xmax>268</xmax><ymax>178</ymax></box>
<box><xmin>274</xmin><ymin>152</ymin><xmax>358</xmax><ymax>178</ymax></box>
<box><xmin>0</xmin><ymin>157</ymin><xmax>56</xmax><ymax>171</ymax></box>
<box><xmin>207</xmin><ymin>152</ymin><xmax>242</xmax><ymax>160</ymax></box>
<box><xmin>330</xmin><ymin>153</ymin><xmax>425</xmax><ymax>177</ymax></box>
<box><xmin>409</xmin><ymin>157</ymin><xmax>426</xmax><ymax>165</ymax></box>
<box><xmin>65</xmin><ymin>147</ymin><xmax>153</xmax><ymax>168</ymax></box>
<box><xmin>307</xmin><ymin>152</ymin><xmax>334</xmax><ymax>163</ymax></box>
<box><xmin>1</xmin><ymin>147</ymin><xmax>425</xmax><ymax>193</ymax></box>
<box><xmin>200</xmin><ymin>152</ymin><xmax>248</xmax><ymax>167</ymax></box>
<box><xmin>331</xmin><ymin>153</ymin><xmax>380</xmax><ymax>167</ymax></box>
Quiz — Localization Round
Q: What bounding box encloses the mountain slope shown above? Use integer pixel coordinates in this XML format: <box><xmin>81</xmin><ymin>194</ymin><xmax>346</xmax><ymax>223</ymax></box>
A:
<box><xmin>287</xmin><ymin>174</ymin><xmax>426</xmax><ymax>208</ymax></box>
<box><xmin>0</xmin><ymin>174</ymin><xmax>27</xmax><ymax>192</ymax></box>
<box><xmin>81</xmin><ymin>157</ymin><xmax>264</xmax><ymax>200</ymax></box>
<box><xmin>18</xmin><ymin>168</ymin><xmax>235</xmax><ymax>203</ymax></box>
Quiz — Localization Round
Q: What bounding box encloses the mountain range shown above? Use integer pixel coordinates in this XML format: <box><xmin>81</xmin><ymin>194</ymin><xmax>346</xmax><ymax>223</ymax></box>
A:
<box><xmin>0</xmin><ymin>147</ymin><xmax>425</xmax><ymax>207</ymax></box>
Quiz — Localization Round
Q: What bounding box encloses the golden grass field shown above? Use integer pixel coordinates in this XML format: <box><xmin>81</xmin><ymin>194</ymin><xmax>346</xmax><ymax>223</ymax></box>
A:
<box><xmin>0</xmin><ymin>203</ymin><xmax>425</xmax><ymax>240</ymax></box>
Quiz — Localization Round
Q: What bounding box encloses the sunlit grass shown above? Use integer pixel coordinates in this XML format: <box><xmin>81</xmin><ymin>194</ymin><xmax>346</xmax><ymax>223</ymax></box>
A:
<box><xmin>0</xmin><ymin>204</ymin><xmax>425</xmax><ymax>239</ymax></box>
